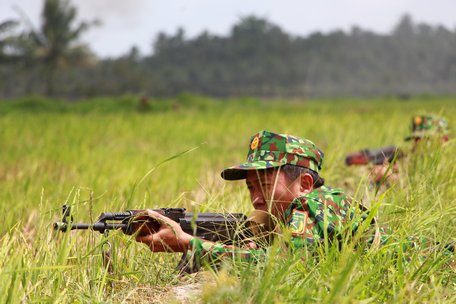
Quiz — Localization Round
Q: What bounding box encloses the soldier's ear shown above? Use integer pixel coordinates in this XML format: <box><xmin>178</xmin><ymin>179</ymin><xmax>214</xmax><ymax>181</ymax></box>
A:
<box><xmin>299</xmin><ymin>173</ymin><xmax>314</xmax><ymax>192</ymax></box>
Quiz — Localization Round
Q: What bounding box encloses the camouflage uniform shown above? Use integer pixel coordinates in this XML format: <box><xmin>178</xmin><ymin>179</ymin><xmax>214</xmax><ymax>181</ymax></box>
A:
<box><xmin>187</xmin><ymin>130</ymin><xmax>455</xmax><ymax>268</ymax></box>
<box><xmin>188</xmin><ymin>185</ymin><xmax>366</xmax><ymax>264</ymax></box>
<box><xmin>404</xmin><ymin>114</ymin><xmax>449</xmax><ymax>141</ymax></box>
<box><xmin>188</xmin><ymin>131</ymin><xmax>385</xmax><ymax>264</ymax></box>
<box><xmin>285</xmin><ymin>186</ymin><xmax>366</xmax><ymax>249</ymax></box>
<box><xmin>345</xmin><ymin>114</ymin><xmax>450</xmax><ymax>191</ymax></box>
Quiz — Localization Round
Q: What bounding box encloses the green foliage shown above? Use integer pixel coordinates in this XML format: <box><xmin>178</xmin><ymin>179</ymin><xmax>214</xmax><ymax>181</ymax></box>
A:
<box><xmin>0</xmin><ymin>19</ymin><xmax>20</xmax><ymax>63</ymax></box>
<box><xmin>0</xmin><ymin>97</ymin><xmax>454</xmax><ymax>302</ymax></box>
<box><xmin>0</xmin><ymin>94</ymin><xmax>213</xmax><ymax>114</ymax></box>
<box><xmin>2</xmin><ymin>14</ymin><xmax>456</xmax><ymax>98</ymax></box>
<box><xmin>2</xmin><ymin>0</ymin><xmax>96</xmax><ymax>97</ymax></box>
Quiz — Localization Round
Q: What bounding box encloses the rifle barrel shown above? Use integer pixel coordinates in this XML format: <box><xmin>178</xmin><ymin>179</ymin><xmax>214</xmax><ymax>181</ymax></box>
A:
<box><xmin>53</xmin><ymin>222</ymin><xmax>128</xmax><ymax>233</ymax></box>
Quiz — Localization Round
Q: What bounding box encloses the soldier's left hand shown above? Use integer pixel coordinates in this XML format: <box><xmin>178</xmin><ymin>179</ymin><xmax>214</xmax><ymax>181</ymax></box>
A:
<box><xmin>135</xmin><ymin>209</ymin><xmax>193</xmax><ymax>252</ymax></box>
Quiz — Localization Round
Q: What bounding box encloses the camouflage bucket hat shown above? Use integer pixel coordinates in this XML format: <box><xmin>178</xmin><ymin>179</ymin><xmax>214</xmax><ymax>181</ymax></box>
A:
<box><xmin>221</xmin><ymin>130</ymin><xmax>324</xmax><ymax>180</ymax></box>
<box><xmin>404</xmin><ymin>115</ymin><xmax>449</xmax><ymax>141</ymax></box>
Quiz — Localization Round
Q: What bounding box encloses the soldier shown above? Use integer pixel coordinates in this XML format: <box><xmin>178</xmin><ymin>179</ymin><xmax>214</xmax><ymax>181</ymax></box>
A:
<box><xmin>404</xmin><ymin>114</ymin><xmax>449</xmax><ymax>145</ymax></box>
<box><xmin>373</xmin><ymin>114</ymin><xmax>449</xmax><ymax>185</ymax></box>
<box><xmin>346</xmin><ymin>114</ymin><xmax>450</xmax><ymax>188</ymax></box>
<box><xmin>134</xmin><ymin>130</ymin><xmax>381</xmax><ymax>263</ymax></box>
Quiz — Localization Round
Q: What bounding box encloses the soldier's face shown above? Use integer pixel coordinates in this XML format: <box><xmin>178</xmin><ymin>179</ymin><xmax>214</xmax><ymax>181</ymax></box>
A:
<box><xmin>412</xmin><ymin>135</ymin><xmax>449</xmax><ymax>151</ymax></box>
<box><xmin>246</xmin><ymin>169</ymin><xmax>301</xmax><ymax>220</ymax></box>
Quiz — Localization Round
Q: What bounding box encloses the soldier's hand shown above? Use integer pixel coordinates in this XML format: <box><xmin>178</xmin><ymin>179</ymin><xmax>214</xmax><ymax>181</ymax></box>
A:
<box><xmin>135</xmin><ymin>209</ymin><xmax>192</xmax><ymax>252</ymax></box>
<box><xmin>371</xmin><ymin>163</ymin><xmax>399</xmax><ymax>184</ymax></box>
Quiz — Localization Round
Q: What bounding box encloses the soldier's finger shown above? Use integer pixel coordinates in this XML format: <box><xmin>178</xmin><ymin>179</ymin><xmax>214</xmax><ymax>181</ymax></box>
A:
<box><xmin>136</xmin><ymin>234</ymin><xmax>153</xmax><ymax>244</ymax></box>
<box><xmin>247</xmin><ymin>242</ymin><xmax>258</xmax><ymax>249</ymax></box>
<box><xmin>150</xmin><ymin>234</ymin><xmax>172</xmax><ymax>252</ymax></box>
<box><xmin>144</xmin><ymin>209</ymin><xmax>171</xmax><ymax>224</ymax></box>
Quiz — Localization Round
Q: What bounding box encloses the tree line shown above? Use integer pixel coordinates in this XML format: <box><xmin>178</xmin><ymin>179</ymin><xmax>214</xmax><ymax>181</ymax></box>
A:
<box><xmin>1</xmin><ymin>0</ymin><xmax>456</xmax><ymax>99</ymax></box>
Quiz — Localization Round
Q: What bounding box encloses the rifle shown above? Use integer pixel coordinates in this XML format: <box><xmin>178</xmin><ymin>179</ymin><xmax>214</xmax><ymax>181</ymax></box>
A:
<box><xmin>53</xmin><ymin>204</ymin><xmax>252</xmax><ymax>273</ymax></box>
<box><xmin>345</xmin><ymin>145</ymin><xmax>402</xmax><ymax>166</ymax></box>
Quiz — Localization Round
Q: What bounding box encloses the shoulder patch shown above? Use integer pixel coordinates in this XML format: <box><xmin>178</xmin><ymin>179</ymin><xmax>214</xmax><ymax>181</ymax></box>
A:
<box><xmin>289</xmin><ymin>210</ymin><xmax>308</xmax><ymax>235</ymax></box>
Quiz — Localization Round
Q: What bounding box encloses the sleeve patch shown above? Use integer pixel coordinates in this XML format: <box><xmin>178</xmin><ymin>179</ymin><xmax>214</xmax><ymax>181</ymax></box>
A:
<box><xmin>290</xmin><ymin>210</ymin><xmax>308</xmax><ymax>235</ymax></box>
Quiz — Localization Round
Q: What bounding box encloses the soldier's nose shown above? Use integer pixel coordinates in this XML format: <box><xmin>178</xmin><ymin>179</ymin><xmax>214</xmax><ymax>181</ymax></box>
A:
<box><xmin>252</xmin><ymin>196</ymin><xmax>266</xmax><ymax>209</ymax></box>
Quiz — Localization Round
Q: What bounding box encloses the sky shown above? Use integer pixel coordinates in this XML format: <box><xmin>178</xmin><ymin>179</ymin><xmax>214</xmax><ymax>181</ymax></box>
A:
<box><xmin>1</xmin><ymin>0</ymin><xmax>455</xmax><ymax>58</ymax></box>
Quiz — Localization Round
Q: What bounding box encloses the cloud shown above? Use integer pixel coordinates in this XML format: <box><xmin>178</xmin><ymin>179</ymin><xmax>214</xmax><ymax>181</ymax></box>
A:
<box><xmin>76</xmin><ymin>0</ymin><xmax>149</xmax><ymax>28</ymax></box>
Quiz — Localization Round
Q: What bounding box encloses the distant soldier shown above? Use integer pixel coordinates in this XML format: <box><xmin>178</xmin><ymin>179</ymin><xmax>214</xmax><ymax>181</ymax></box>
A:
<box><xmin>138</xmin><ymin>95</ymin><xmax>151</xmax><ymax>112</ymax></box>
<box><xmin>346</xmin><ymin>114</ymin><xmax>450</xmax><ymax>187</ymax></box>
<box><xmin>404</xmin><ymin>114</ymin><xmax>449</xmax><ymax>145</ymax></box>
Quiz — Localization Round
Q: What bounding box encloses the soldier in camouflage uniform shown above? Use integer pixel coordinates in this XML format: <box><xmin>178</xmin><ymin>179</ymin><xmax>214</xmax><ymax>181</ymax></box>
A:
<box><xmin>135</xmin><ymin>130</ymin><xmax>385</xmax><ymax>264</ymax></box>
<box><xmin>404</xmin><ymin>114</ymin><xmax>450</xmax><ymax>143</ymax></box>
<box><xmin>371</xmin><ymin>114</ymin><xmax>449</xmax><ymax>185</ymax></box>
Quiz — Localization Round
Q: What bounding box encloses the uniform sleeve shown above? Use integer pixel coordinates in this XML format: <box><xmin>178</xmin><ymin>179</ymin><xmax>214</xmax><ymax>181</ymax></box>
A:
<box><xmin>186</xmin><ymin>237</ymin><xmax>265</xmax><ymax>268</ymax></box>
<box><xmin>361</xmin><ymin>223</ymin><xmax>395</xmax><ymax>247</ymax></box>
<box><xmin>289</xmin><ymin>235</ymin><xmax>321</xmax><ymax>250</ymax></box>
<box><xmin>288</xmin><ymin>188</ymin><xmax>395</xmax><ymax>250</ymax></box>
<box><xmin>361</xmin><ymin>223</ymin><xmax>454</xmax><ymax>266</ymax></box>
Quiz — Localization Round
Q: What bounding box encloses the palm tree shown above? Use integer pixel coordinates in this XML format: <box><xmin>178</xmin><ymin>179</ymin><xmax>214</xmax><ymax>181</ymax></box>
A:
<box><xmin>41</xmin><ymin>0</ymin><xmax>97</xmax><ymax>96</ymax></box>
<box><xmin>17</xmin><ymin>0</ymin><xmax>96</xmax><ymax>96</ymax></box>
<box><xmin>0</xmin><ymin>20</ymin><xmax>20</xmax><ymax>63</ymax></box>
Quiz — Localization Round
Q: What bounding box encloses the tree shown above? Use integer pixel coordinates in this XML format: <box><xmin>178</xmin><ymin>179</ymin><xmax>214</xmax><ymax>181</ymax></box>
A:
<box><xmin>392</xmin><ymin>14</ymin><xmax>415</xmax><ymax>37</ymax></box>
<box><xmin>0</xmin><ymin>20</ymin><xmax>20</xmax><ymax>62</ymax></box>
<box><xmin>23</xmin><ymin>0</ymin><xmax>96</xmax><ymax>96</ymax></box>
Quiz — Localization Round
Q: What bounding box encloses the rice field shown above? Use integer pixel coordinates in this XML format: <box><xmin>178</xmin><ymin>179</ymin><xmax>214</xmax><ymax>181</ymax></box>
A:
<box><xmin>0</xmin><ymin>96</ymin><xmax>455</xmax><ymax>303</ymax></box>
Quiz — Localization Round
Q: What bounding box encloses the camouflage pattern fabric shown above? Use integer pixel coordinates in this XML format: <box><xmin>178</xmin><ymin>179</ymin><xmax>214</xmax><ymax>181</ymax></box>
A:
<box><xmin>285</xmin><ymin>185</ymin><xmax>359</xmax><ymax>248</ymax></box>
<box><xmin>188</xmin><ymin>237</ymin><xmax>265</xmax><ymax>266</ymax></box>
<box><xmin>187</xmin><ymin>186</ymin><xmax>380</xmax><ymax>264</ymax></box>
<box><xmin>186</xmin><ymin>186</ymin><xmax>452</xmax><ymax>268</ymax></box>
<box><xmin>221</xmin><ymin>130</ymin><xmax>324</xmax><ymax>180</ymax></box>
<box><xmin>404</xmin><ymin>114</ymin><xmax>449</xmax><ymax>141</ymax></box>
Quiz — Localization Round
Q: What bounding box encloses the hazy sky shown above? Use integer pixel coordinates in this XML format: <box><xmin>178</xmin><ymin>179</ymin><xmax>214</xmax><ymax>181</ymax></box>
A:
<box><xmin>1</xmin><ymin>0</ymin><xmax>455</xmax><ymax>58</ymax></box>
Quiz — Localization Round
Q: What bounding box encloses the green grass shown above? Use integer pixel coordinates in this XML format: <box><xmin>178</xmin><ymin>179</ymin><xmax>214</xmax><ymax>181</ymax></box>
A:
<box><xmin>0</xmin><ymin>97</ymin><xmax>455</xmax><ymax>303</ymax></box>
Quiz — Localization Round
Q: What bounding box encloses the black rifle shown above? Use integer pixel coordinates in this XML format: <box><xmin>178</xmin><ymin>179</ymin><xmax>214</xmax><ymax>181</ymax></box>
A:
<box><xmin>345</xmin><ymin>145</ymin><xmax>402</xmax><ymax>166</ymax></box>
<box><xmin>53</xmin><ymin>205</ymin><xmax>252</xmax><ymax>273</ymax></box>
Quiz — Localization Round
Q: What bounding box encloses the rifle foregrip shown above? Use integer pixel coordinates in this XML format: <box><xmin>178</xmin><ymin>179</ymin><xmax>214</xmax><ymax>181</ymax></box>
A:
<box><xmin>124</xmin><ymin>219</ymin><xmax>161</xmax><ymax>236</ymax></box>
<box><xmin>345</xmin><ymin>153</ymin><xmax>369</xmax><ymax>166</ymax></box>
